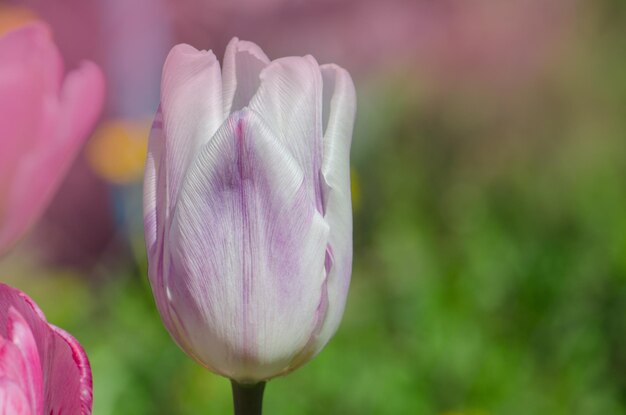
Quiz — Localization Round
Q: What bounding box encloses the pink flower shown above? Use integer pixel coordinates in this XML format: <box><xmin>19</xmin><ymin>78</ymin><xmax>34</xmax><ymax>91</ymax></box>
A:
<box><xmin>144</xmin><ymin>38</ymin><xmax>356</xmax><ymax>382</ymax></box>
<box><xmin>0</xmin><ymin>22</ymin><xmax>105</xmax><ymax>255</ymax></box>
<box><xmin>0</xmin><ymin>283</ymin><xmax>92</xmax><ymax>414</ymax></box>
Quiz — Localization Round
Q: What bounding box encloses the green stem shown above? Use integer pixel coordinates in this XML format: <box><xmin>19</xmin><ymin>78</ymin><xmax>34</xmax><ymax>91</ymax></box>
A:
<box><xmin>231</xmin><ymin>380</ymin><xmax>266</xmax><ymax>415</ymax></box>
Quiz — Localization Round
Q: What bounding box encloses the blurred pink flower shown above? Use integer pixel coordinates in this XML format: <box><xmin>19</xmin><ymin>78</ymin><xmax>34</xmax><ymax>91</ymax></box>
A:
<box><xmin>0</xmin><ymin>283</ymin><xmax>92</xmax><ymax>414</ymax></box>
<box><xmin>10</xmin><ymin>0</ymin><xmax>171</xmax><ymax>115</ymax></box>
<box><xmin>6</xmin><ymin>1</ymin><xmax>170</xmax><ymax>267</ymax></box>
<box><xmin>0</xmin><ymin>22</ymin><xmax>104</xmax><ymax>255</ymax></box>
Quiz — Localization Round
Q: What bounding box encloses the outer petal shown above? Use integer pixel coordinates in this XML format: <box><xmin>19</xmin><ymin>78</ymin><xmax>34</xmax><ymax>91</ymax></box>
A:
<box><xmin>0</xmin><ymin>284</ymin><xmax>92</xmax><ymax>414</ymax></box>
<box><xmin>222</xmin><ymin>37</ymin><xmax>270</xmax><ymax>115</ymax></box>
<box><xmin>309</xmin><ymin>64</ymin><xmax>356</xmax><ymax>355</ymax></box>
<box><xmin>44</xmin><ymin>325</ymin><xmax>93</xmax><ymax>415</ymax></box>
<box><xmin>249</xmin><ymin>55</ymin><xmax>324</xmax><ymax>212</ymax></box>
<box><xmin>0</xmin><ymin>23</ymin><xmax>62</xmax><ymax>251</ymax></box>
<box><xmin>145</xmin><ymin>44</ymin><xmax>226</xmax><ymax>345</ymax></box>
<box><xmin>0</xmin><ymin>22</ymin><xmax>105</xmax><ymax>255</ymax></box>
<box><xmin>143</xmin><ymin>109</ymin><xmax>178</xmax><ymax>339</ymax></box>
<box><xmin>0</xmin><ymin>22</ymin><xmax>62</xmax><ymax>97</ymax></box>
<box><xmin>160</xmin><ymin>43</ymin><xmax>225</xmax><ymax>212</ymax></box>
<box><xmin>143</xmin><ymin>109</ymin><xmax>163</xmax><ymax>263</ymax></box>
<box><xmin>168</xmin><ymin>109</ymin><xmax>329</xmax><ymax>382</ymax></box>
<box><xmin>0</xmin><ymin>23</ymin><xmax>59</xmax><ymax>184</ymax></box>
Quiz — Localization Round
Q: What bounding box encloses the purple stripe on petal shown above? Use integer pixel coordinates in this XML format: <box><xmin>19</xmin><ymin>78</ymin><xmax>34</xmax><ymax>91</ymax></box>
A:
<box><xmin>234</xmin><ymin>116</ymin><xmax>254</xmax><ymax>362</ymax></box>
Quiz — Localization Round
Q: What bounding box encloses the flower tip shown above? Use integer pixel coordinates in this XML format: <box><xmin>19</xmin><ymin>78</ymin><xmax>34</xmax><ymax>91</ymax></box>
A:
<box><xmin>304</xmin><ymin>54</ymin><xmax>320</xmax><ymax>66</ymax></box>
<box><xmin>171</xmin><ymin>42</ymin><xmax>216</xmax><ymax>58</ymax></box>
<box><xmin>60</xmin><ymin>59</ymin><xmax>106</xmax><ymax>130</ymax></box>
<box><xmin>73</xmin><ymin>59</ymin><xmax>106</xmax><ymax>92</ymax></box>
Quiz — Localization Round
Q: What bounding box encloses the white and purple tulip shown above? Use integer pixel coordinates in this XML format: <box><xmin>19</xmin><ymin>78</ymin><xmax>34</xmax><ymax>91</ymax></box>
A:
<box><xmin>0</xmin><ymin>283</ymin><xmax>92</xmax><ymax>415</ymax></box>
<box><xmin>144</xmin><ymin>38</ymin><xmax>356</xmax><ymax>383</ymax></box>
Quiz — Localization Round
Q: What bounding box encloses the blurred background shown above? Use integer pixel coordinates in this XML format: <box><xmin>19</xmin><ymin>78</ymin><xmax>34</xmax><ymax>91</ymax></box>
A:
<box><xmin>1</xmin><ymin>0</ymin><xmax>625</xmax><ymax>413</ymax></box>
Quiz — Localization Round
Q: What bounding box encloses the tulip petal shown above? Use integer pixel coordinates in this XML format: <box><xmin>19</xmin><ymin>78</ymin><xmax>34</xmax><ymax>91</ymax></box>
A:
<box><xmin>222</xmin><ymin>37</ymin><xmax>270</xmax><ymax>115</ymax></box>
<box><xmin>0</xmin><ymin>337</ymin><xmax>30</xmax><ymax>406</ymax></box>
<box><xmin>0</xmin><ymin>378</ymin><xmax>32</xmax><ymax>415</ymax></box>
<box><xmin>0</xmin><ymin>51</ymin><xmax>44</xmax><ymax>212</ymax></box>
<box><xmin>168</xmin><ymin>109</ymin><xmax>329</xmax><ymax>382</ymax></box>
<box><xmin>249</xmin><ymin>55</ymin><xmax>324</xmax><ymax>212</ymax></box>
<box><xmin>0</xmin><ymin>284</ymin><xmax>92</xmax><ymax>414</ymax></box>
<box><xmin>143</xmin><ymin>109</ymin><xmax>163</xmax><ymax>263</ymax></box>
<box><xmin>143</xmin><ymin>109</ymin><xmax>189</xmax><ymax>350</ymax></box>
<box><xmin>160</xmin><ymin>44</ymin><xmax>225</xmax><ymax>214</ymax></box>
<box><xmin>313</xmin><ymin>64</ymin><xmax>356</xmax><ymax>352</ymax></box>
<box><xmin>0</xmin><ymin>23</ymin><xmax>104</xmax><ymax>255</ymax></box>
<box><xmin>0</xmin><ymin>23</ymin><xmax>63</xmax><ymax>249</ymax></box>
<box><xmin>0</xmin><ymin>22</ymin><xmax>62</xmax><ymax>96</ymax></box>
<box><xmin>145</xmin><ymin>44</ymin><xmax>226</xmax><ymax>342</ymax></box>
<box><xmin>0</xmin><ymin>23</ymin><xmax>60</xmax><ymax>182</ymax></box>
<box><xmin>5</xmin><ymin>308</ymin><xmax>42</xmax><ymax>414</ymax></box>
<box><xmin>45</xmin><ymin>325</ymin><xmax>93</xmax><ymax>415</ymax></box>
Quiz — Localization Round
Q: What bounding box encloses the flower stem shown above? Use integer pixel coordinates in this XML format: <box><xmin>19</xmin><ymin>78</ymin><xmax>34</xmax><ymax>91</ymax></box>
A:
<box><xmin>231</xmin><ymin>380</ymin><xmax>266</xmax><ymax>415</ymax></box>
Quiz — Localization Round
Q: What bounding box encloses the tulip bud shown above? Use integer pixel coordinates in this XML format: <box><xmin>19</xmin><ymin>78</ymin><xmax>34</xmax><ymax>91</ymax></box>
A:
<box><xmin>144</xmin><ymin>38</ymin><xmax>356</xmax><ymax>383</ymax></box>
<box><xmin>0</xmin><ymin>22</ymin><xmax>105</xmax><ymax>255</ymax></box>
<box><xmin>0</xmin><ymin>283</ymin><xmax>92</xmax><ymax>414</ymax></box>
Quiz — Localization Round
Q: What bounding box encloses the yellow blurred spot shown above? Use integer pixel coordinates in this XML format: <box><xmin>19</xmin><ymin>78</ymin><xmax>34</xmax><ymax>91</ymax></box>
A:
<box><xmin>351</xmin><ymin>168</ymin><xmax>361</xmax><ymax>212</ymax></box>
<box><xmin>86</xmin><ymin>119</ymin><xmax>150</xmax><ymax>184</ymax></box>
<box><xmin>0</xmin><ymin>5</ymin><xmax>38</xmax><ymax>36</ymax></box>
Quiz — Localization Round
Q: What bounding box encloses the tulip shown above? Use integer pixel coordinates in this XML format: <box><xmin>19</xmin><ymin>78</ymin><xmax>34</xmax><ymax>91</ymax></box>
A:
<box><xmin>144</xmin><ymin>38</ymin><xmax>356</xmax><ymax>412</ymax></box>
<box><xmin>0</xmin><ymin>283</ymin><xmax>92</xmax><ymax>414</ymax></box>
<box><xmin>0</xmin><ymin>22</ymin><xmax>105</xmax><ymax>255</ymax></box>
